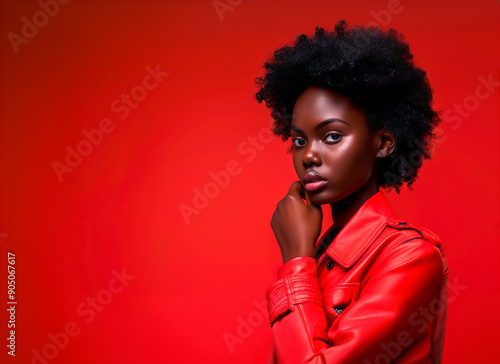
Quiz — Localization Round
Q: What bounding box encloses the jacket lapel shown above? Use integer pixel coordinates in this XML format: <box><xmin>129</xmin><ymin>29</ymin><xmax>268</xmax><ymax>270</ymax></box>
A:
<box><xmin>323</xmin><ymin>191</ymin><xmax>396</xmax><ymax>269</ymax></box>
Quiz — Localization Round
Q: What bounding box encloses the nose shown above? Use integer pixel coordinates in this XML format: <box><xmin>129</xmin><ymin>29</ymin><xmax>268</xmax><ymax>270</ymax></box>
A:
<box><xmin>302</xmin><ymin>141</ymin><xmax>322</xmax><ymax>167</ymax></box>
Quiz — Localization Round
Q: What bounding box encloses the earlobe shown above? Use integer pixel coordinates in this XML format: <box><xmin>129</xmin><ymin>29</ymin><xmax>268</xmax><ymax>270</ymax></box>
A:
<box><xmin>376</xmin><ymin>130</ymin><xmax>396</xmax><ymax>158</ymax></box>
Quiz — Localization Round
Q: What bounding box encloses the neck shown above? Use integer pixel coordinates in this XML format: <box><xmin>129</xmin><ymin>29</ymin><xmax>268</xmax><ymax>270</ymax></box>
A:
<box><xmin>330</xmin><ymin>177</ymin><xmax>379</xmax><ymax>228</ymax></box>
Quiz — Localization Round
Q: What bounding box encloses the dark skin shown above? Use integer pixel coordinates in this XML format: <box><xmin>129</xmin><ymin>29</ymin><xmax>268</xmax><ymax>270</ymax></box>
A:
<box><xmin>271</xmin><ymin>87</ymin><xmax>396</xmax><ymax>263</ymax></box>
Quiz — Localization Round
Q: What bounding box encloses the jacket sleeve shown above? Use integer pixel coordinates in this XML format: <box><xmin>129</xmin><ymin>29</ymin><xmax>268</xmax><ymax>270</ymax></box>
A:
<box><xmin>266</xmin><ymin>239</ymin><xmax>447</xmax><ymax>364</ymax></box>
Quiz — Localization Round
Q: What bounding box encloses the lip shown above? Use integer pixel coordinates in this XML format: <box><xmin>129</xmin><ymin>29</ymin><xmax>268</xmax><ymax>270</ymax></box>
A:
<box><xmin>303</xmin><ymin>171</ymin><xmax>327</xmax><ymax>192</ymax></box>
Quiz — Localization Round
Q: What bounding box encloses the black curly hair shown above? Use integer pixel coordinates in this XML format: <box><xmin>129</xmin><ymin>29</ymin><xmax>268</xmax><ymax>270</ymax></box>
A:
<box><xmin>255</xmin><ymin>20</ymin><xmax>441</xmax><ymax>193</ymax></box>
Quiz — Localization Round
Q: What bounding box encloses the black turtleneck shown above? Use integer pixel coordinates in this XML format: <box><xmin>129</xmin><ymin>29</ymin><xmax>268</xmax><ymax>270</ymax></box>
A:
<box><xmin>314</xmin><ymin>226</ymin><xmax>343</xmax><ymax>261</ymax></box>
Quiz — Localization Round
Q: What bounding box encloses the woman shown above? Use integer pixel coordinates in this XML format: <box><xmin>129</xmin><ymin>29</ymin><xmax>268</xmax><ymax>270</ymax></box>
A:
<box><xmin>255</xmin><ymin>21</ymin><xmax>448</xmax><ymax>363</ymax></box>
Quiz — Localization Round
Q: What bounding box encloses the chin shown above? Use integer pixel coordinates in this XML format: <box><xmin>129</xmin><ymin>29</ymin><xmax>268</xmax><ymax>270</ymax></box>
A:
<box><xmin>312</xmin><ymin>188</ymin><xmax>356</xmax><ymax>206</ymax></box>
<box><xmin>309</xmin><ymin>190</ymin><xmax>338</xmax><ymax>205</ymax></box>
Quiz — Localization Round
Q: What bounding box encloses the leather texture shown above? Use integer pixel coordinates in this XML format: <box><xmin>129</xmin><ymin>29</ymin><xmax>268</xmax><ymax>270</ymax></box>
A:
<box><xmin>266</xmin><ymin>191</ymin><xmax>448</xmax><ymax>363</ymax></box>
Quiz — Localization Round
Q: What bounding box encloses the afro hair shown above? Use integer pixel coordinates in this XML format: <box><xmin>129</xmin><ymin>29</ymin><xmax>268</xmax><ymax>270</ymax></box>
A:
<box><xmin>255</xmin><ymin>20</ymin><xmax>441</xmax><ymax>192</ymax></box>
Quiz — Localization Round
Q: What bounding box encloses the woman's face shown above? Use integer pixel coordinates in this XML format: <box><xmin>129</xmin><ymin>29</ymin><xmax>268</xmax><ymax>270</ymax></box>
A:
<box><xmin>290</xmin><ymin>86</ymin><xmax>381</xmax><ymax>206</ymax></box>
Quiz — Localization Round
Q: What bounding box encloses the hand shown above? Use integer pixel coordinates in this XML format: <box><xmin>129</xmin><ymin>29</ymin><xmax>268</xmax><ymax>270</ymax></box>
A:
<box><xmin>271</xmin><ymin>181</ymin><xmax>323</xmax><ymax>263</ymax></box>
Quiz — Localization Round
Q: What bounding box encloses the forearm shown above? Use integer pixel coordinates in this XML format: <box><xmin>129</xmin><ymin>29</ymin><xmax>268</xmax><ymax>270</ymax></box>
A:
<box><xmin>267</xmin><ymin>257</ymin><xmax>328</xmax><ymax>364</ymax></box>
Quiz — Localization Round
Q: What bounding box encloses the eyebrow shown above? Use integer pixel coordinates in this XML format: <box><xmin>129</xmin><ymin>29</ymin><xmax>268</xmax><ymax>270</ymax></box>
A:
<box><xmin>290</xmin><ymin>118</ymin><xmax>349</xmax><ymax>133</ymax></box>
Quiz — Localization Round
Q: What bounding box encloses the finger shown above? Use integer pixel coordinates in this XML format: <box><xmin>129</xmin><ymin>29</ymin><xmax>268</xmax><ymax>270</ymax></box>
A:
<box><xmin>299</xmin><ymin>185</ymin><xmax>306</xmax><ymax>200</ymax></box>
<box><xmin>303</xmin><ymin>187</ymin><xmax>322</xmax><ymax>210</ymax></box>
<box><xmin>287</xmin><ymin>181</ymin><xmax>302</xmax><ymax>196</ymax></box>
<box><xmin>303</xmin><ymin>187</ymin><xmax>312</xmax><ymax>207</ymax></box>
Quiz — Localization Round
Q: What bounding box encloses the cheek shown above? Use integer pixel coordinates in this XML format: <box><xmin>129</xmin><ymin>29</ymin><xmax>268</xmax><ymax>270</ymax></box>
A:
<box><xmin>328</xmin><ymin>141</ymin><xmax>375</xmax><ymax>181</ymax></box>
<box><xmin>351</xmin><ymin>143</ymin><xmax>378</xmax><ymax>179</ymax></box>
<box><xmin>325</xmin><ymin>144</ymin><xmax>358</xmax><ymax>173</ymax></box>
<box><xmin>292</xmin><ymin>154</ymin><xmax>302</xmax><ymax>176</ymax></box>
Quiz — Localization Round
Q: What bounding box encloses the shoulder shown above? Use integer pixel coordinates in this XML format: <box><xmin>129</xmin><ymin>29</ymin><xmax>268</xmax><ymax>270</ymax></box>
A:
<box><xmin>383</xmin><ymin>218</ymin><xmax>443</xmax><ymax>252</ymax></box>
<box><xmin>369</xmin><ymin>218</ymin><xmax>448</xmax><ymax>281</ymax></box>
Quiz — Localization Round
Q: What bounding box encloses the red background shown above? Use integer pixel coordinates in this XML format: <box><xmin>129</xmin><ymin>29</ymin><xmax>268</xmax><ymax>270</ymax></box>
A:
<box><xmin>0</xmin><ymin>0</ymin><xmax>499</xmax><ymax>363</ymax></box>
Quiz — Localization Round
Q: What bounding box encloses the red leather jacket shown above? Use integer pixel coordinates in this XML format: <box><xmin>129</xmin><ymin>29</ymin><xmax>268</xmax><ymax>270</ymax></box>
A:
<box><xmin>266</xmin><ymin>190</ymin><xmax>448</xmax><ymax>363</ymax></box>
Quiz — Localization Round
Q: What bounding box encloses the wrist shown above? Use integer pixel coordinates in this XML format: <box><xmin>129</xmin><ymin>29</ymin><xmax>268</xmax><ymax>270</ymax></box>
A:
<box><xmin>281</xmin><ymin>249</ymin><xmax>315</xmax><ymax>264</ymax></box>
<box><xmin>281</xmin><ymin>248</ymin><xmax>314</xmax><ymax>263</ymax></box>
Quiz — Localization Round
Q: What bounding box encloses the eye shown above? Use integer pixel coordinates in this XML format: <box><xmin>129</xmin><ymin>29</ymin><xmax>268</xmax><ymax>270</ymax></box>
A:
<box><xmin>292</xmin><ymin>138</ymin><xmax>306</xmax><ymax>148</ymax></box>
<box><xmin>325</xmin><ymin>133</ymin><xmax>342</xmax><ymax>143</ymax></box>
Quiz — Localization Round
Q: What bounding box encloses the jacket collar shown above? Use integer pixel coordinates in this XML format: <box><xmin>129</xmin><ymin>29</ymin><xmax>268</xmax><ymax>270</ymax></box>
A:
<box><xmin>317</xmin><ymin>190</ymin><xmax>396</xmax><ymax>269</ymax></box>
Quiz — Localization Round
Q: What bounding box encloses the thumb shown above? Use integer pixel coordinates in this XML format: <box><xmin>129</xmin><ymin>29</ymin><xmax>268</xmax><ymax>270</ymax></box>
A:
<box><xmin>302</xmin><ymin>185</ymin><xmax>322</xmax><ymax>211</ymax></box>
<box><xmin>288</xmin><ymin>181</ymin><xmax>303</xmax><ymax>197</ymax></box>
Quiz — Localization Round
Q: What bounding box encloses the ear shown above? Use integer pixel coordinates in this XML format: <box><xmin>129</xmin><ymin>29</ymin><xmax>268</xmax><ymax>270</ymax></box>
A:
<box><xmin>376</xmin><ymin>129</ymin><xmax>396</xmax><ymax>158</ymax></box>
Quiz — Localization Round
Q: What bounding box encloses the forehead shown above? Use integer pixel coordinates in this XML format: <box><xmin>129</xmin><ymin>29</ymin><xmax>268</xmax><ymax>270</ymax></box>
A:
<box><xmin>291</xmin><ymin>86</ymin><xmax>366</xmax><ymax>128</ymax></box>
